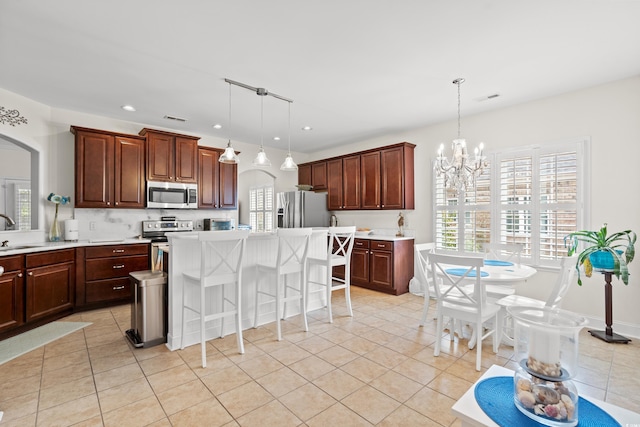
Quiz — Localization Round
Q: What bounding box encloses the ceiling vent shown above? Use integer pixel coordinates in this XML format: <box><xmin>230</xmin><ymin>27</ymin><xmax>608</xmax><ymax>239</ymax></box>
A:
<box><xmin>163</xmin><ymin>115</ymin><xmax>187</xmax><ymax>122</ymax></box>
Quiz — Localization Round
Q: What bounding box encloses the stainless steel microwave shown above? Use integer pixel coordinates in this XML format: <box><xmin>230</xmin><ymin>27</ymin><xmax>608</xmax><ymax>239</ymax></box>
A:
<box><xmin>146</xmin><ymin>181</ymin><xmax>198</xmax><ymax>209</ymax></box>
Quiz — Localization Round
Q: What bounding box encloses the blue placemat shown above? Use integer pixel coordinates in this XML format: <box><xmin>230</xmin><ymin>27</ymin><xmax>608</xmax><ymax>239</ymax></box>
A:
<box><xmin>474</xmin><ymin>376</ymin><xmax>621</xmax><ymax>427</ymax></box>
<box><xmin>445</xmin><ymin>268</ymin><xmax>489</xmax><ymax>277</ymax></box>
<box><xmin>485</xmin><ymin>259</ymin><xmax>514</xmax><ymax>267</ymax></box>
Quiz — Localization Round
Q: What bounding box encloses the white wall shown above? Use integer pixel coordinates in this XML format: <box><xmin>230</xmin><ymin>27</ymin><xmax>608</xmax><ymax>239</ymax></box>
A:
<box><xmin>303</xmin><ymin>76</ymin><xmax>640</xmax><ymax>334</ymax></box>
<box><xmin>1</xmin><ymin>75</ymin><xmax>639</xmax><ymax>334</ymax></box>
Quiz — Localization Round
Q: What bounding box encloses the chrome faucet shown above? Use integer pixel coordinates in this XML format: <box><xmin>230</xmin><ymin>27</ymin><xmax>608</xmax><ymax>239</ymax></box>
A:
<box><xmin>0</xmin><ymin>214</ymin><xmax>16</xmax><ymax>229</ymax></box>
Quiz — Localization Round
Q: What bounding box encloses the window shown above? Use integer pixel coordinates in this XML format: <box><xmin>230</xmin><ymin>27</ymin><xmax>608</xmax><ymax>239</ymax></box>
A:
<box><xmin>2</xmin><ymin>178</ymin><xmax>30</xmax><ymax>231</ymax></box>
<box><xmin>249</xmin><ymin>185</ymin><xmax>274</xmax><ymax>233</ymax></box>
<box><xmin>433</xmin><ymin>138</ymin><xmax>589</xmax><ymax>266</ymax></box>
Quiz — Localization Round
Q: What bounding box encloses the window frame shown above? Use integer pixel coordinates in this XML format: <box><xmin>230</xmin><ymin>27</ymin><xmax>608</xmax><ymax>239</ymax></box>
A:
<box><xmin>432</xmin><ymin>137</ymin><xmax>590</xmax><ymax>268</ymax></box>
<box><xmin>248</xmin><ymin>184</ymin><xmax>274</xmax><ymax>233</ymax></box>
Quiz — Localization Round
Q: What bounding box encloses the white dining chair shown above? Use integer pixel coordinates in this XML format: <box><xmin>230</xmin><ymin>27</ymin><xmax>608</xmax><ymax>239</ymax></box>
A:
<box><xmin>180</xmin><ymin>230</ymin><xmax>250</xmax><ymax>368</ymax></box>
<box><xmin>430</xmin><ymin>253</ymin><xmax>501</xmax><ymax>371</ymax></box>
<box><xmin>254</xmin><ymin>228</ymin><xmax>312</xmax><ymax>341</ymax></box>
<box><xmin>415</xmin><ymin>242</ymin><xmax>437</xmax><ymax>325</ymax></box>
<box><xmin>482</xmin><ymin>242</ymin><xmax>524</xmax><ymax>267</ymax></box>
<box><xmin>496</xmin><ymin>256</ymin><xmax>578</xmax><ymax>345</ymax></box>
<box><xmin>306</xmin><ymin>226</ymin><xmax>356</xmax><ymax>323</ymax></box>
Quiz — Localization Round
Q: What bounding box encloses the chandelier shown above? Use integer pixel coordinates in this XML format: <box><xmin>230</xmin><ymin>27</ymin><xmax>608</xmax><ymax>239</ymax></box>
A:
<box><xmin>434</xmin><ymin>78</ymin><xmax>487</xmax><ymax>191</ymax></box>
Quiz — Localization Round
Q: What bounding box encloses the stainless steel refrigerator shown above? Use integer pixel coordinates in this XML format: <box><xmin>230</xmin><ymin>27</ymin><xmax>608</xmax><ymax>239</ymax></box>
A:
<box><xmin>277</xmin><ymin>191</ymin><xmax>329</xmax><ymax>228</ymax></box>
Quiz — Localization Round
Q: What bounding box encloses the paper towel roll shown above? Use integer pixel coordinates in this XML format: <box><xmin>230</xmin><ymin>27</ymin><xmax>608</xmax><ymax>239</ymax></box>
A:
<box><xmin>65</xmin><ymin>219</ymin><xmax>79</xmax><ymax>241</ymax></box>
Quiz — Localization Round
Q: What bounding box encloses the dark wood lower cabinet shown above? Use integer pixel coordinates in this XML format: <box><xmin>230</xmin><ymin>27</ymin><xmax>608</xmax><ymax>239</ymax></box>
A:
<box><xmin>0</xmin><ymin>255</ymin><xmax>25</xmax><ymax>333</ymax></box>
<box><xmin>25</xmin><ymin>249</ymin><xmax>75</xmax><ymax>323</ymax></box>
<box><xmin>350</xmin><ymin>238</ymin><xmax>414</xmax><ymax>295</ymax></box>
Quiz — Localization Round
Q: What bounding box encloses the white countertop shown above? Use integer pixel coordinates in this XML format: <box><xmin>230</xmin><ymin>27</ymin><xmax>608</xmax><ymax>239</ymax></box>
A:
<box><xmin>0</xmin><ymin>238</ymin><xmax>151</xmax><ymax>256</ymax></box>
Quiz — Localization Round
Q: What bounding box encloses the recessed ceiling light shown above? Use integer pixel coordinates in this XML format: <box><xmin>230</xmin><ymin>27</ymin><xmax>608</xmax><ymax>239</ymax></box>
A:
<box><xmin>302</xmin><ymin>126</ymin><xmax>313</xmax><ymax>131</ymax></box>
<box><xmin>121</xmin><ymin>105</ymin><xmax>136</xmax><ymax>112</ymax></box>
<box><xmin>212</xmin><ymin>124</ymin><xmax>223</xmax><ymax>129</ymax></box>
<box><xmin>273</xmin><ymin>136</ymin><xmax>281</xmax><ymax>141</ymax></box>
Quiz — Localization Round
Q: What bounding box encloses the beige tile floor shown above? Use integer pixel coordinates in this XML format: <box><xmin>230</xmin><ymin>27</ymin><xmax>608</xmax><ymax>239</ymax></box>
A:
<box><xmin>1</xmin><ymin>286</ymin><xmax>639</xmax><ymax>426</ymax></box>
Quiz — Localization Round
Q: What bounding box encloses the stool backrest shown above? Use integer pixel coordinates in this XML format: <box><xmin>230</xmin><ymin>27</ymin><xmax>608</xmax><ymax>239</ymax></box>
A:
<box><xmin>328</xmin><ymin>226</ymin><xmax>356</xmax><ymax>259</ymax></box>
<box><xmin>414</xmin><ymin>242</ymin><xmax>436</xmax><ymax>297</ymax></box>
<box><xmin>198</xmin><ymin>230</ymin><xmax>250</xmax><ymax>281</ymax></box>
<box><xmin>276</xmin><ymin>228</ymin><xmax>313</xmax><ymax>269</ymax></box>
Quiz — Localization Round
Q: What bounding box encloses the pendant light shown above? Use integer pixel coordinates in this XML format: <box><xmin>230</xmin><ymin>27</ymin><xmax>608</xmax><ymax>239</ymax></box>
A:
<box><xmin>280</xmin><ymin>101</ymin><xmax>298</xmax><ymax>171</ymax></box>
<box><xmin>219</xmin><ymin>81</ymin><xmax>239</xmax><ymax>164</ymax></box>
<box><xmin>252</xmin><ymin>91</ymin><xmax>271</xmax><ymax>167</ymax></box>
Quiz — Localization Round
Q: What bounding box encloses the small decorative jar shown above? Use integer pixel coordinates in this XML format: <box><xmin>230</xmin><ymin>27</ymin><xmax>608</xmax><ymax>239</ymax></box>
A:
<box><xmin>508</xmin><ymin>306</ymin><xmax>588</xmax><ymax>426</ymax></box>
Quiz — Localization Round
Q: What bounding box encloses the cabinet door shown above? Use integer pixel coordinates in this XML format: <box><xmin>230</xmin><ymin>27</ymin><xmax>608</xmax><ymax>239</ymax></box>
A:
<box><xmin>342</xmin><ymin>155</ymin><xmax>361</xmax><ymax>210</ymax></box>
<box><xmin>312</xmin><ymin>162</ymin><xmax>328</xmax><ymax>190</ymax></box>
<box><xmin>198</xmin><ymin>148</ymin><xmax>220</xmax><ymax>208</ymax></box>
<box><xmin>75</xmin><ymin>131</ymin><xmax>114</xmax><ymax>208</ymax></box>
<box><xmin>327</xmin><ymin>158</ymin><xmax>344</xmax><ymax>210</ymax></box>
<box><xmin>219</xmin><ymin>161</ymin><xmax>238</xmax><ymax>209</ymax></box>
<box><xmin>298</xmin><ymin>164</ymin><xmax>312</xmax><ymax>186</ymax></box>
<box><xmin>0</xmin><ymin>256</ymin><xmax>24</xmax><ymax>333</ymax></box>
<box><xmin>147</xmin><ymin>132</ymin><xmax>174</xmax><ymax>181</ymax></box>
<box><xmin>25</xmin><ymin>262</ymin><xmax>74</xmax><ymax>322</ymax></box>
<box><xmin>381</xmin><ymin>146</ymin><xmax>404</xmax><ymax>209</ymax></box>
<box><xmin>175</xmin><ymin>137</ymin><xmax>198</xmax><ymax>183</ymax></box>
<box><xmin>114</xmin><ymin>136</ymin><xmax>145</xmax><ymax>208</ymax></box>
<box><xmin>369</xmin><ymin>249</ymin><xmax>393</xmax><ymax>289</ymax></box>
<box><xmin>350</xmin><ymin>247</ymin><xmax>370</xmax><ymax>285</ymax></box>
<box><xmin>361</xmin><ymin>151</ymin><xmax>381</xmax><ymax>209</ymax></box>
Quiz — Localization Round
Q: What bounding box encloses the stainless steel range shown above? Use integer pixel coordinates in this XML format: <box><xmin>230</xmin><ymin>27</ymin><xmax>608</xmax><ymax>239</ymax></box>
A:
<box><xmin>143</xmin><ymin>218</ymin><xmax>194</xmax><ymax>271</ymax></box>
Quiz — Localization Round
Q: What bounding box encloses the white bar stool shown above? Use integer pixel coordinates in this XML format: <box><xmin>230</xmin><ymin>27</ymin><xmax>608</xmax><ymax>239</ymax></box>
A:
<box><xmin>306</xmin><ymin>226</ymin><xmax>356</xmax><ymax>323</ymax></box>
<box><xmin>254</xmin><ymin>228</ymin><xmax>312</xmax><ymax>341</ymax></box>
<box><xmin>180</xmin><ymin>230</ymin><xmax>249</xmax><ymax>368</ymax></box>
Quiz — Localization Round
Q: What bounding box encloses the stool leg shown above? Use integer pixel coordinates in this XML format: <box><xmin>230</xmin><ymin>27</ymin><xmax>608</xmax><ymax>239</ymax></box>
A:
<box><xmin>301</xmin><ymin>266</ymin><xmax>309</xmax><ymax>332</ymax></box>
<box><xmin>326</xmin><ymin>264</ymin><xmax>333</xmax><ymax>323</ymax></box>
<box><xmin>236</xmin><ymin>277</ymin><xmax>244</xmax><ymax>354</ymax></box>
<box><xmin>344</xmin><ymin>263</ymin><xmax>353</xmax><ymax>317</ymax></box>
<box><xmin>220</xmin><ymin>283</ymin><xmax>225</xmax><ymax>338</ymax></box>
<box><xmin>180</xmin><ymin>282</ymin><xmax>187</xmax><ymax>350</ymax></box>
<box><xmin>200</xmin><ymin>286</ymin><xmax>207</xmax><ymax>368</ymax></box>
<box><xmin>253</xmin><ymin>267</ymin><xmax>260</xmax><ymax>329</ymax></box>
<box><xmin>275</xmin><ymin>271</ymin><xmax>282</xmax><ymax>341</ymax></box>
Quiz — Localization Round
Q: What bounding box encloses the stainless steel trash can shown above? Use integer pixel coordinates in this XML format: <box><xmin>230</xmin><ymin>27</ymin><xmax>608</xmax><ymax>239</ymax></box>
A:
<box><xmin>126</xmin><ymin>270</ymin><xmax>167</xmax><ymax>348</ymax></box>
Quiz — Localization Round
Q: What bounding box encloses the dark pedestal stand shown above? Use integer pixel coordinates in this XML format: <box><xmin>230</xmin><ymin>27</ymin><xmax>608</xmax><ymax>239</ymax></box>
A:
<box><xmin>589</xmin><ymin>272</ymin><xmax>631</xmax><ymax>343</ymax></box>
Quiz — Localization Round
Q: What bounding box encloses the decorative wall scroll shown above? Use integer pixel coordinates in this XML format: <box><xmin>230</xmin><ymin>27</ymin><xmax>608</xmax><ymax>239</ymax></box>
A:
<box><xmin>0</xmin><ymin>106</ymin><xmax>28</xmax><ymax>126</ymax></box>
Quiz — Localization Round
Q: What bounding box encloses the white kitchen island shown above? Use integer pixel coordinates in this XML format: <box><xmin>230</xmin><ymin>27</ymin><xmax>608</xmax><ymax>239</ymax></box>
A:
<box><xmin>166</xmin><ymin>229</ymin><xmax>329</xmax><ymax>350</ymax></box>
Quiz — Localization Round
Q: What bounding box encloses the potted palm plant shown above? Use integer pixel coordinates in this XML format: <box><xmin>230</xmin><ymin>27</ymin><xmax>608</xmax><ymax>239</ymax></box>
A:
<box><xmin>565</xmin><ymin>223</ymin><xmax>636</xmax><ymax>343</ymax></box>
<box><xmin>564</xmin><ymin>223</ymin><xmax>636</xmax><ymax>285</ymax></box>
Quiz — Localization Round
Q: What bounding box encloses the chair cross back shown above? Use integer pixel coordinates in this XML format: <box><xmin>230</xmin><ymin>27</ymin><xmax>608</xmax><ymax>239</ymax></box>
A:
<box><xmin>328</xmin><ymin>226</ymin><xmax>356</xmax><ymax>260</ymax></box>
<box><xmin>483</xmin><ymin>243</ymin><xmax>523</xmax><ymax>266</ymax></box>
<box><xmin>430</xmin><ymin>253</ymin><xmax>486</xmax><ymax>306</ymax></box>
<box><xmin>198</xmin><ymin>231</ymin><xmax>249</xmax><ymax>282</ymax></box>
<box><xmin>276</xmin><ymin>229</ymin><xmax>312</xmax><ymax>269</ymax></box>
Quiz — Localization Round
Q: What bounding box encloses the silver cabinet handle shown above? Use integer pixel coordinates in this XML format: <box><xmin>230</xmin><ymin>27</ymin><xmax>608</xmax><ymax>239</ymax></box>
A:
<box><xmin>113</xmin><ymin>285</ymin><xmax>125</xmax><ymax>290</ymax></box>
<box><xmin>113</xmin><ymin>264</ymin><xmax>125</xmax><ymax>269</ymax></box>
<box><xmin>18</xmin><ymin>272</ymin><xmax>23</xmax><ymax>278</ymax></box>
<box><xmin>0</xmin><ymin>266</ymin><xmax>3</xmax><ymax>276</ymax></box>
<box><xmin>112</xmin><ymin>249</ymin><xmax>125</xmax><ymax>253</ymax></box>
<box><xmin>28</xmin><ymin>271</ymin><xmax>33</xmax><ymax>276</ymax></box>
<box><xmin>377</xmin><ymin>244</ymin><xmax>385</xmax><ymax>248</ymax></box>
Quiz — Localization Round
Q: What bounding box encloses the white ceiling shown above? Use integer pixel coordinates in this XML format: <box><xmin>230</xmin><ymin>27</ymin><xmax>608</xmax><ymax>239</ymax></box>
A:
<box><xmin>2</xmin><ymin>1</ymin><xmax>639</xmax><ymax>153</ymax></box>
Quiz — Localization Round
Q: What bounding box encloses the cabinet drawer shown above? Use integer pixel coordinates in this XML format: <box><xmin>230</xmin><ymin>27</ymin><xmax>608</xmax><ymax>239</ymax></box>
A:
<box><xmin>0</xmin><ymin>255</ymin><xmax>23</xmax><ymax>272</ymax></box>
<box><xmin>85</xmin><ymin>255</ymin><xmax>149</xmax><ymax>281</ymax></box>
<box><xmin>26</xmin><ymin>249</ymin><xmax>75</xmax><ymax>268</ymax></box>
<box><xmin>86</xmin><ymin>278</ymin><xmax>132</xmax><ymax>303</ymax></box>
<box><xmin>370</xmin><ymin>240</ymin><xmax>393</xmax><ymax>251</ymax></box>
<box><xmin>86</xmin><ymin>244</ymin><xmax>149</xmax><ymax>259</ymax></box>
<box><xmin>353</xmin><ymin>239</ymin><xmax>370</xmax><ymax>249</ymax></box>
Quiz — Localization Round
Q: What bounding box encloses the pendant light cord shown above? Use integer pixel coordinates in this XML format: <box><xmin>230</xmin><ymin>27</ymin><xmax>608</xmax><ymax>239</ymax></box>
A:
<box><xmin>287</xmin><ymin>101</ymin><xmax>292</xmax><ymax>155</ymax></box>
<box><xmin>228</xmin><ymin>82</ymin><xmax>232</xmax><ymax>142</ymax></box>
<box><xmin>260</xmin><ymin>95</ymin><xmax>264</xmax><ymax>150</ymax></box>
<box><xmin>457</xmin><ymin>79</ymin><xmax>461</xmax><ymax>139</ymax></box>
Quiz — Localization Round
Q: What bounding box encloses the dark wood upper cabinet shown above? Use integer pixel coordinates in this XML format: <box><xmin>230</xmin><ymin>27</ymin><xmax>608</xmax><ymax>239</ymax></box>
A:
<box><xmin>140</xmin><ymin>128</ymin><xmax>199</xmax><ymax>183</ymax></box>
<box><xmin>298</xmin><ymin>164</ymin><xmax>312</xmax><ymax>186</ymax></box>
<box><xmin>72</xmin><ymin>126</ymin><xmax>145</xmax><ymax>209</ymax></box>
<box><xmin>381</xmin><ymin>145</ymin><xmax>414</xmax><ymax>209</ymax></box>
<box><xmin>342</xmin><ymin>155</ymin><xmax>361</xmax><ymax>210</ymax></box>
<box><xmin>361</xmin><ymin>151</ymin><xmax>381</xmax><ymax>209</ymax></box>
<box><xmin>311</xmin><ymin>161</ymin><xmax>328</xmax><ymax>190</ymax></box>
<box><xmin>326</xmin><ymin>158</ymin><xmax>344</xmax><ymax>210</ymax></box>
<box><xmin>198</xmin><ymin>147</ymin><xmax>237</xmax><ymax>209</ymax></box>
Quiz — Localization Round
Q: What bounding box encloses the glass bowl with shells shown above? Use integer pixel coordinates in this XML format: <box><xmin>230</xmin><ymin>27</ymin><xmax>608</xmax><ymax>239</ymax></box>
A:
<box><xmin>508</xmin><ymin>306</ymin><xmax>588</xmax><ymax>427</ymax></box>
